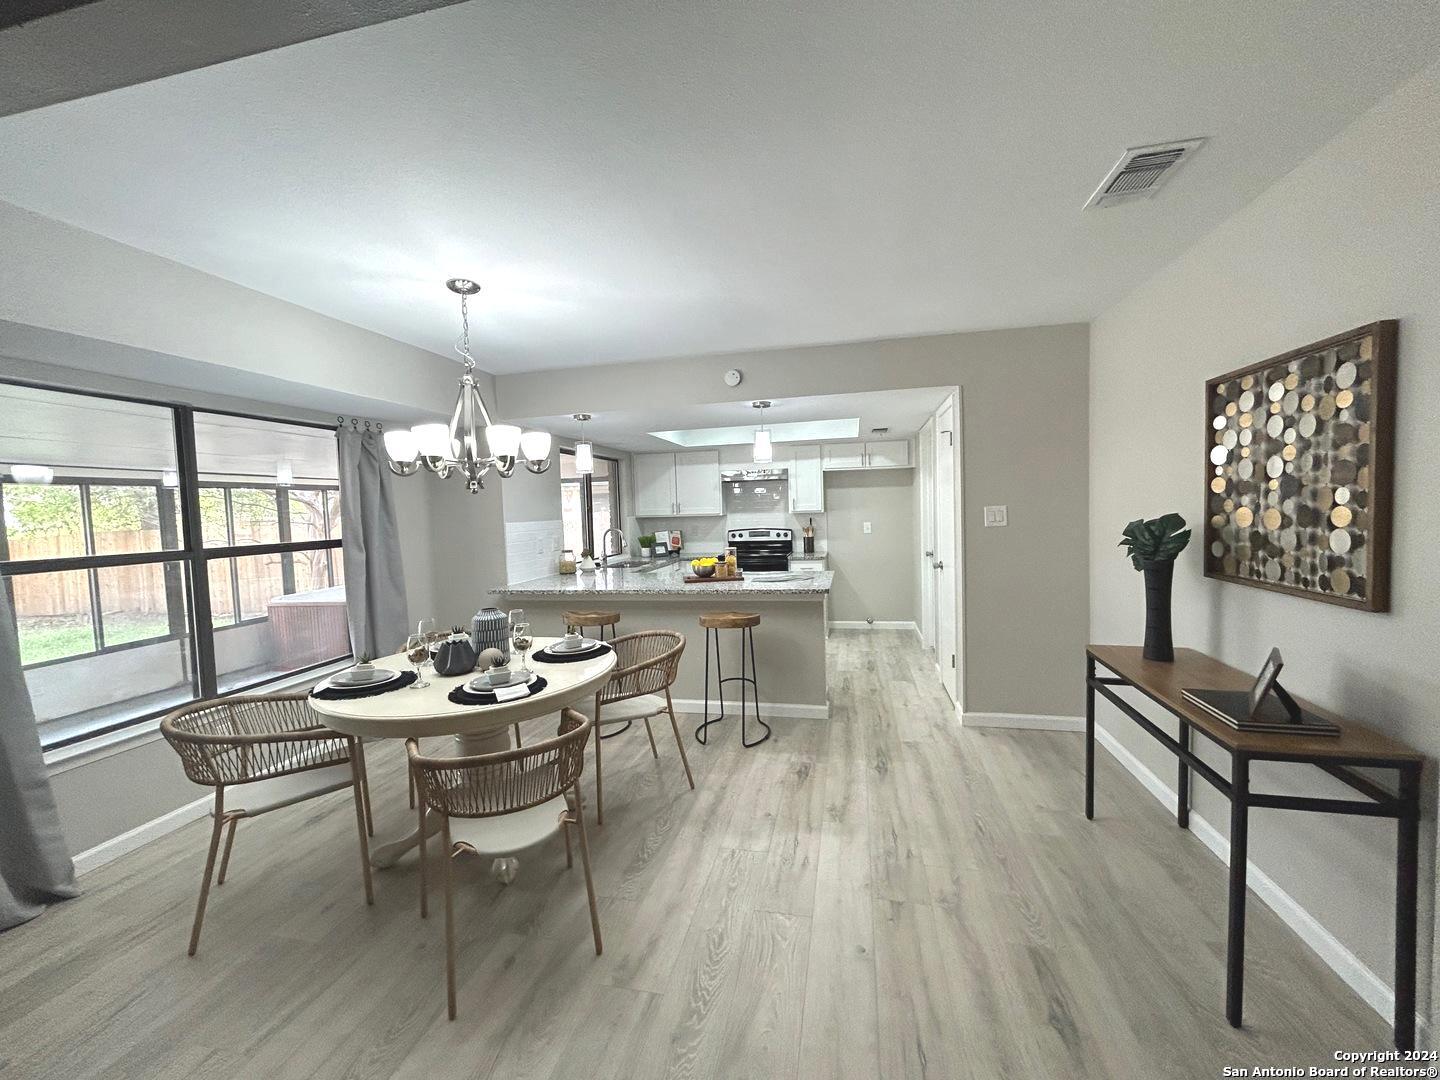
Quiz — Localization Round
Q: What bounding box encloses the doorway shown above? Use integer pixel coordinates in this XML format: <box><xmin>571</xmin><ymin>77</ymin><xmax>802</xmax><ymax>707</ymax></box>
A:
<box><xmin>930</xmin><ymin>393</ymin><xmax>960</xmax><ymax>708</ymax></box>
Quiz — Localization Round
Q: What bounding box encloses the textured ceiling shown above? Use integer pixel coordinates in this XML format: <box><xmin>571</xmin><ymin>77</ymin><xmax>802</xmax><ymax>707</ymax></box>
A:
<box><xmin>1</xmin><ymin>1</ymin><xmax>1438</xmax><ymax>372</ymax></box>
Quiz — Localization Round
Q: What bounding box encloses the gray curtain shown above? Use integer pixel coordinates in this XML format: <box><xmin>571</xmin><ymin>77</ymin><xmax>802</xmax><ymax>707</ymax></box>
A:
<box><xmin>337</xmin><ymin>427</ymin><xmax>410</xmax><ymax>660</ymax></box>
<box><xmin>0</xmin><ymin>582</ymin><xmax>79</xmax><ymax>931</ymax></box>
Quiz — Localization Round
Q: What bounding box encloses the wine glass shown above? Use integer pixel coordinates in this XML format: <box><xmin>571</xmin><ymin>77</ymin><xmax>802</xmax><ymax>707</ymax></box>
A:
<box><xmin>511</xmin><ymin>620</ymin><xmax>533</xmax><ymax>678</ymax></box>
<box><xmin>417</xmin><ymin>617</ymin><xmax>440</xmax><ymax>673</ymax></box>
<box><xmin>405</xmin><ymin>633</ymin><xmax>431</xmax><ymax>689</ymax></box>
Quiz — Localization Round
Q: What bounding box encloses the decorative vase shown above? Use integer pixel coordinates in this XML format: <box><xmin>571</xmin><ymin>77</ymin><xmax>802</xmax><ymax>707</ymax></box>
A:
<box><xmin>1141</xmin><ymin>560</ymin><xmax>1175</xmax><ymax>662</ymax></box>
<box><xmin>434</xmin><ymin>629</ymin><xmax>478</xmax><ymax>676</ymax></box>
<box><xmin>471</xmin><ymin>607</ymin><xmax>511</xmax><ymax>660</ymax></box>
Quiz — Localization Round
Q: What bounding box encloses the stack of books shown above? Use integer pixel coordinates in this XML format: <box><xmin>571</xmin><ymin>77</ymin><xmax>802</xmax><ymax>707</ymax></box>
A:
<box><xmin>1181</xmin><ymin>687</ymin><xmax>1341</xmax><ymax>737</ymax></box>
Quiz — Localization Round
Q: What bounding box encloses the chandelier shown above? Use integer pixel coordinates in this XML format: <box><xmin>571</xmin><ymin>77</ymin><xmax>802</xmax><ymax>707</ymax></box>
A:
<box><xmin>383</xmin><ymin>278</ymin><xmax>553</xmax><ymax>493</ymax></box>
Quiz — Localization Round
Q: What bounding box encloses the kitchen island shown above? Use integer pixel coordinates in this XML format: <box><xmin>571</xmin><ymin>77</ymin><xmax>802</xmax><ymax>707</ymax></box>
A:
<box><xmin>493</xmin><ymin>562</ymin><xmax>832</xmax><ymax>718</ymax></box>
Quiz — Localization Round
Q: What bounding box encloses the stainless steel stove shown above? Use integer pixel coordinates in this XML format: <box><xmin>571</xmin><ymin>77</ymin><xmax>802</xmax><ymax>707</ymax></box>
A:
<box><xmin>727</xmin><ymin>528</ymin><xmax>794</xmax><ymax>572</ymax></box>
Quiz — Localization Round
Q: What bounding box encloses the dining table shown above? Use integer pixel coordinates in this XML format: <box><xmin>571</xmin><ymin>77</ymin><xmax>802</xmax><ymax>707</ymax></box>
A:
<box><xmin>308</xmin><ymin>637</ymin><xmax>617</xmax><ymax>881</ymax></box>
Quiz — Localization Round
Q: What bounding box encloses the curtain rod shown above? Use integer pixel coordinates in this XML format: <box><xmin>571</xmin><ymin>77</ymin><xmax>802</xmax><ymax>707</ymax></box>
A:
<box><xmin>335</xmin><ymin>416</ymin><xmax>386</xmax><ymax>432</ymax></box>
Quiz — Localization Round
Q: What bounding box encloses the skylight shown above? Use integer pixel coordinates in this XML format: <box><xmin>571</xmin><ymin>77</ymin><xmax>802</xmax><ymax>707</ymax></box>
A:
<box><xmin>647</xmin><ymin>418</ymin><xmax>860</xmax><ymax>448</ymax></box>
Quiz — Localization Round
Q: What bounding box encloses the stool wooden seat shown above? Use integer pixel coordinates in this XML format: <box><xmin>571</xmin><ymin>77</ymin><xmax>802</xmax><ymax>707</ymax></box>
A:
<box><xmin>563</xmin><ymin>610</ymin><xmax>621</xmax><ymax>633</ymax></box>
<box><xmin>698</xmin><ymin>611</ymin><xmax>761</xmax><ymax>630</ymax></box>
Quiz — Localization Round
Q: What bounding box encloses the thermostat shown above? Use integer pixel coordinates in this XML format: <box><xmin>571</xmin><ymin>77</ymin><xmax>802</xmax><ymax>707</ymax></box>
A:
<box><xmin>723</xmin><ymin>368</ymin><xmax>743</xmax><ymax>387</ymax></box>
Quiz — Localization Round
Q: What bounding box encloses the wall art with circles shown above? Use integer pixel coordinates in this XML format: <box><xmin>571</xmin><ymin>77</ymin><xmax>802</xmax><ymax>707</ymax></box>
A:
<box><xmin>1203</xmin><ymin>321</ymin><xmax>1396</xmax><ymax>612</ymax></box>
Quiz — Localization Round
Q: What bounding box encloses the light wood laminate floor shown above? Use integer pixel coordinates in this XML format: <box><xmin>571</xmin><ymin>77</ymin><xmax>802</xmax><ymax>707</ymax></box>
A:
<box><xmin>0</xmin><ymin>631</ymin><xmax>1384</xmax><ymax>1079</ymax></box>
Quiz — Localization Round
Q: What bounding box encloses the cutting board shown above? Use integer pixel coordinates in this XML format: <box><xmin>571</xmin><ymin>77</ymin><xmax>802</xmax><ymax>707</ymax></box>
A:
<box><xmin>684</xmin><ymin>573</ymin><xmax>745</xmax><ymax>583</ymax></box>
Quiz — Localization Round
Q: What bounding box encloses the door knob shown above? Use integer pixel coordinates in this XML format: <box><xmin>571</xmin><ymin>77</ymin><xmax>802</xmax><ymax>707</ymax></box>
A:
<box><xmin>933</xmin><ymin>560</ymin><xmax>944</xmax><ymax>571</ymax></box>
<box><xmin>924</xmin><ymin>550</ymin><xmax>934</xmax><ymax>557</ymax></box>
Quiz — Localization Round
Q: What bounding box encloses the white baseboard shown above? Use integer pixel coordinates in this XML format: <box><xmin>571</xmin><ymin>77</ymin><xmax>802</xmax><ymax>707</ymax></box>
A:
<box><xmin>1093</xmin><ymin>724</ymin><xmax>1416</xmax><ymax>1036</ymax></box>
<box><xmin>668</xmin><ymin>697</ymin><xmax>830</xmax><ymax>720</ymax></box>
<box><xmin>72</xmin><ymin>792</ymin><xmax>213</xmax><ymax>876</ymax></box>
<box><xmin>962</xmin><ymin>711</ymin><xmax>1085</xmax><ymax>732</ymax></box>
<box><xmin>828</xmin><ymin>620</ymin><xmax>918</xmax><ymax>632</ymax></box>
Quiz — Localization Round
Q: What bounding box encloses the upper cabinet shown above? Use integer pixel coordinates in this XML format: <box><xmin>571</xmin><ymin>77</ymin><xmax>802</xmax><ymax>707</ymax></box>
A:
<box><xmin>633</xmin><ymin>450</ymin><xmax>723</xmax><ymax>517</ymax></box>
<box><xmin>822</xmin><ymin>440</ymin><xmax>913</xmax><ymax>471</ymax></box>
<box><xmin>787</xmin><ymin>443</ymin><xmax>825</xmax><ymax>513</ymax></box>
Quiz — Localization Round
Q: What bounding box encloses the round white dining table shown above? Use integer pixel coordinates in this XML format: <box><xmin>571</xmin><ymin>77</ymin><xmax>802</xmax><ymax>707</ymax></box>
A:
<box><xmin>308</xmin><ymin>637</ymin><xmax>616</xmax><ymax>875</ymax></box>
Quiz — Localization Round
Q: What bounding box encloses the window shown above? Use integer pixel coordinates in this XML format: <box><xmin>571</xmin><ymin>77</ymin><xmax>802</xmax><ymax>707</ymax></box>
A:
<box><xmin>560</xmin><ymin>450</ymin><xmax>622</xmax><ymax>557</ymax></box>
<box><xmin>0</xmin><ymin>381</ymin><xmax>351</xmax><ymax>749</ymax></box>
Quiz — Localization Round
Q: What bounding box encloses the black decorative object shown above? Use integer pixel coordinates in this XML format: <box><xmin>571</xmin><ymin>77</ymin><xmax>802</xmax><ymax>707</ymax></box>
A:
<box><xmin>434</xmin><ymin>627</ymin><xmax>478</xmax><ymax>676</ymax></box>
<box><xmin>1119</xmin><ymin>513</ymin><xmax>1191</xmax><ymax>662</ymax></box>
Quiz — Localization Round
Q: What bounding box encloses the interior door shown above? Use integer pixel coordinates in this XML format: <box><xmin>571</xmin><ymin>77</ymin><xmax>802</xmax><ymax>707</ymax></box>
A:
<box><xmin>917</xmin><ymin>418</ymin><xmax>936</xmax><ymax>650</ymax></box>
<box><xmin>673</xmin><ymin>450</ymin><xmax>722</xmax><ymax>515</ymax></box>
<box><xmin>633</xmin><ymin>453</ymin><xmax>675</xmax><ymax>517</ymax></box>
<box><xmin>934</xmin><ymin>396</ymin><xmax>959</xmax><ymax>706</ymax></box>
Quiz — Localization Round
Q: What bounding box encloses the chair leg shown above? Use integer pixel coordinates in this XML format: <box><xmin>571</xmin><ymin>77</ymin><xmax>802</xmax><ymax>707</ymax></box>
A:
<box><xmin>216</xmin><ymin>815</ymin><xmax>240</xmax><ymax>885</ymax></box>
<box><xmin>442</xmin><ymin>817</ymin><xmax>457</xmax><ymax>1021</ymax></box>
<box><xmin>417</xmin><ymin>799</ymin><xmax>428</xmax><ymax>919</ymax></box>
<box><xmin>593</xmin><ymin>693</ymin><xmax>604</xmax><ymax>827</ymax></box>
<box><xmin>408</xmin><ymin>751</ymin><xmax>416</xmax><ymax>810</ymax></box>
<box><xmin>573</xmin><ymin>785</ymin><xmax>603</xmax><ymax>956</ymax></box>
<box><xmin>513</xmin><ymin>722</ymin><xmax>522</xmax><ymax>748</ymax></box>
<box><xmin>642</xmin><ymin>715</ymin><xmax>659</xmax><ymax>759</ymax></box>
<box><xmin>355</xmin><ymin>740</ymin><xmax>374</xmax><ymax>837</ymax></box>
<box><xmin>188</xmin><ymin>787</ymin><xmax>226</xmax><ymax>957</ymax></box>
<box><xmin>349</xmin><ymin>748</ymin><xmax>375</xmax><ymax>905</ymax></box>
<box><xmin>563</xmin><ymin>817</ymin><xmax>574</xmax><ymax>868</ymax></box>
<box><xmin>665</xmin><ymin>689</ymin><xmax>696</xmax><ymax>790</ymax></box>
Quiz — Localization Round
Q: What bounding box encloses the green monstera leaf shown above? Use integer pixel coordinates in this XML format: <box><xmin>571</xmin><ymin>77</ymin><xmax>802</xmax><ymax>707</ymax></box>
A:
<box><xmin>1118</xmin><ymin>513</ymin><xmax>1191</xmax><ymax>571</ymax></box>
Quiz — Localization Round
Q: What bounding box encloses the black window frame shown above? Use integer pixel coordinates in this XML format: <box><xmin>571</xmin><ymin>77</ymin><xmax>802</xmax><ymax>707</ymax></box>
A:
<box><xmin>559</xmin><ymin>448</ymin><xmax>622</xmax><ymax>556</ymax></box>
<box><xmin>0</xmin><ymin>377</ymin><xmax>350</xmax><ymax>751</ymax></box>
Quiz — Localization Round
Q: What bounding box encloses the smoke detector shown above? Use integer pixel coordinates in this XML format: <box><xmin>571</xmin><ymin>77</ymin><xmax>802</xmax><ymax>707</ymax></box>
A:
<box><xmin>1084</xmin><ymin>138</ymin><xmax>1206</xmax><ymax>209</ymax></box>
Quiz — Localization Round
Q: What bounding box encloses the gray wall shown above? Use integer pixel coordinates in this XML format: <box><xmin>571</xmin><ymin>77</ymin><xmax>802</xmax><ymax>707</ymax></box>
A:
<box><xmin>1089</xmin><ymin>61</ymin><xmax>1440</xmax><ymax>1027</ymax></box>
<box><xmin>824</xmin><ymin>470</ymin><xmax>916</xmax><ymax>624</ymax></box>
<box><xmin>496</xmin><ymin>322</ymin><xmax>1090</xmax><ymax>716</ymax></box>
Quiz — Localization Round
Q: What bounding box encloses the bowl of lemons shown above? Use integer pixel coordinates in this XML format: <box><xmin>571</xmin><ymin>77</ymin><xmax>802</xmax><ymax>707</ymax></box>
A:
<box><xmin>689</xmin><ymin>557</ymin><xmax>717</xmax><ymax>578</ymax></box>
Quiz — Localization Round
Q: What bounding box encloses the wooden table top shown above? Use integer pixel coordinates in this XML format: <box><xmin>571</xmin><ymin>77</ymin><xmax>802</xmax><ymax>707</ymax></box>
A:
<box><xmin>1088</xmin><ymin>645</ymin><xmax>1424</xmax><ymax>765</ymax></box>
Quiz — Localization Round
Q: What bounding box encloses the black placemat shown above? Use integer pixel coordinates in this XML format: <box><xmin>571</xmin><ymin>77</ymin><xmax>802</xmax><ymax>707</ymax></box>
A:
<box><xmin>533</xmin><ymin>642</ymin><xmax>614</xmax><ymax>664</ymax></box>
<box><xmin>448</xmin><ymin>675</ymin><xmax>549</xmax><ymax>706</ymax></box>
<box><xmin>311</xmin><ymin>669</ymin><xmax>418</xmax><ymax>699</ymax></box>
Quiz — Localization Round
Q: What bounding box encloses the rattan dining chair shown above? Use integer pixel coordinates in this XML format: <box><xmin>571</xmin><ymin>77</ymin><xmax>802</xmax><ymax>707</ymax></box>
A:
<box><xmin>408</xmin><ymin>708</ymin><xmax>600</xmax><ymax>1020</ymax></box>
<box><xmin>160</xmin><ymin>693</ymin><xmax>373</xmax><ymax>956</ymax></box>
<box><xmin>590</xmin><ymin>630</ymin><xmax>693</xmax><ymax>826</ymax></box>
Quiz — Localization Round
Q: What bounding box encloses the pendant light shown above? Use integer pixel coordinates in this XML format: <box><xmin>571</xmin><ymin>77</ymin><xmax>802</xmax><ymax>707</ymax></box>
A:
<box><xmin>383</xmin><ymin>279</ymin><xmax>555</xmax><ymax>493</ymax></box>
<box><xmin>751</xmin><ymin>400</ymin><xmax>774</xmax><ymax>464</ymax></box>
<box><xmin>572</xmin><ymin>413</ymin><xmax>594</xmax><ymax>475</ymax></box>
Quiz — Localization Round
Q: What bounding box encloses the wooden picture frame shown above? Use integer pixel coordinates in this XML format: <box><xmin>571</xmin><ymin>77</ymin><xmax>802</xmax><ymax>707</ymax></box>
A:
<box><xmin>1202</xmin><ymin>320</ymin><xmax>1396</xmax><ymax>612</ymax></box>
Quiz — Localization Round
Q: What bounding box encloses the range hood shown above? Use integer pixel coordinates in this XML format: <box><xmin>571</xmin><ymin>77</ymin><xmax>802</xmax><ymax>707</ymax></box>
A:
<box><xmin>720</xmin><ymin>467</ymin><xmax>789</xmax><ymax>482</ymax></box>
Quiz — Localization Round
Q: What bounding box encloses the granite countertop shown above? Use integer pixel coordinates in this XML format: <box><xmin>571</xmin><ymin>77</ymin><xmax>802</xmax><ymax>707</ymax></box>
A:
<box><xmin>493</xmin><ymin>563</ymin><xmax>834</xmax><ymax>597</ymax></box>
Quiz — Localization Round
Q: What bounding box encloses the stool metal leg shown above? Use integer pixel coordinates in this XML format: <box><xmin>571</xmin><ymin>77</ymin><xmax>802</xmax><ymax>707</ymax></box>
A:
<box><xmin>741</xmin><ymin>625</ymin><xmax>771</xmax><ymax>748</ymax></box>
<box><xmin>696</xmin><ymin>626</ymin><xmax>727</xmax><ymax>744</ymax></box>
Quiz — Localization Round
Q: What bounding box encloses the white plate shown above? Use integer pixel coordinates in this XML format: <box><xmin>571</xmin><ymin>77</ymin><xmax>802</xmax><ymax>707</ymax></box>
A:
<box><xmin>325</xmin><ymin>668</ymin><xmax>401</xmax><ymax>689</ymax></box>
<box><xmin>549</xmin><ymin>637</ymin><xmax>602</xmax><ymax>654</ymax></box>
<box><xmin>466</xmin><ymin>671</ymin><xmax>538</xmax><ymax>693</ymax></box>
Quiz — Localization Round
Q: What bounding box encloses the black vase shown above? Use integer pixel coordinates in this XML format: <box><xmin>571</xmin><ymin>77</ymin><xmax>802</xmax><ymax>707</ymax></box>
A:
<box><xmin>1141</xmin><ymin>560</ymin><xmax>1175</xmax><ymax>662</ymax></box>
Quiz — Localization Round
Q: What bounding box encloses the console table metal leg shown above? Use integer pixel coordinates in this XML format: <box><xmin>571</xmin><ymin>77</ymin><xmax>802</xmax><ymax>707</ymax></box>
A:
<box><xmin>1225</xmin><ymin>754</ymin><xmax>1250</xmax><ymax>1028</ymax></box>
<box><xmin>1084</xmin><ymin>655</ymin><xmax>1095</xmax><ymax>820</ymax></box>
<box><xmin>1394</xmin><ymin>763</ymin><xmax>1421</xmax><ymax>1051</ymax></box>
<box><xmin>1177</xmin><ymin>722</ymin><xmax>1191</xmax><ymax>830</ymax></box>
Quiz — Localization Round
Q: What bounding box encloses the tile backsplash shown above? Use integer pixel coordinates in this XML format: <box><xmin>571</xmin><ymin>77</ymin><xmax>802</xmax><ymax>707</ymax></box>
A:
<box><xmin>638</xmin><ymin>487</ymin><xmax>825</xmax><ymax>557</ymax></box>
<box><xmin>505</xmin><ymin>519</ymin><xmax>564</xmax><ymax>584</ymax></box>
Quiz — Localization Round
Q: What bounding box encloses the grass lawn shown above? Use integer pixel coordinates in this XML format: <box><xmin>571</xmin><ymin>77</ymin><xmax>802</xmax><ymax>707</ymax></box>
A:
<box><xmin>19</xmin><ymin>614</ymin><xmax>173</xmax><ymax>666</ymax></box>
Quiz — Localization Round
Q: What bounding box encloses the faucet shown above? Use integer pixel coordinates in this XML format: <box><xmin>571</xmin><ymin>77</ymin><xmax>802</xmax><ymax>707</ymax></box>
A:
<box><xmin>601</xmin><ymin>527</ymin><xmax>627</xmax><ymax>566</ymax></box>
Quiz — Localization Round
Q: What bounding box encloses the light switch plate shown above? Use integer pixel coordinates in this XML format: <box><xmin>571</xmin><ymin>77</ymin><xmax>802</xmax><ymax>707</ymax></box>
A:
<box><xmin>983</xmin><ymin>505</ymin><xmax>1008</xmax><ymax>527</ymax></box>
<box><xmin>863</xmin><ymin>521</ymin><xmax>872</xmax><ymax>534</ymax></box>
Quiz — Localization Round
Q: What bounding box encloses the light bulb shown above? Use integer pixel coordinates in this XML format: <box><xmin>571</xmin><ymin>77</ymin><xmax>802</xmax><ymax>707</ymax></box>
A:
<box><xmin>413</xmin><ymin>423</ymin><xmax>452</xmax><ymax>460</ymax></box>
<box><xmin>520</xmin><ymin>429</ymin><xmax>552</xmax><ymax>462</ymax></box>
<box><xmin>485</xmin><ymin>423</ymin><xmax>522</xmax><ymax>459</ymax></box>
<box><xmin>752</xmin><ymin>429</ymin><xmax>773</xmax><ymax>464</ymax></box>
<box><xmin>574</xmin><ymin>440</ymin><xmax>594</xmax><ymax>475</ymax></box>
<box><xmin>384</xmin><ymin>428</ymin><xmax>419</xmax><ymax>463</ymax></box>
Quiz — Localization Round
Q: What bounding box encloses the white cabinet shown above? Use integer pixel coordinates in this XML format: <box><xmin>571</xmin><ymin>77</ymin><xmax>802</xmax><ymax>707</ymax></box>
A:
<box><xmin>787</xmin><ymin>443</ymin><xmax>825</xmax><ymax>513</ymax></box>
<box><xmin>864</xmin><ymin>440</ymin><xmax>911</xmax><ymax>468</ymax></box>
<box><xmin>674</xmin><ymin>450</ymin><xmax>722</xmax><ymax>516</ymax></box>
<box><xmin>789</xmin><ymin>556</ymin><xmax>827</xmax><ymax>572</ymax></box>
<box><xmin>821</xmin><ymin>440</ymin><xmax>912</xmax><ymax>471</ymax></box>
<box><xmin>822</xmin><ymin>444</ymin><xmax>864</xmax><ymax>471</ymax></box>
<box><xmin>633</xmin><ymin>451</ymin><xmax>722</xmax><ymax>517</ymax></box>
<box><xmin>633</xmin><ymin>453</ymin><xmax>677</xmax><ymax>517</ymax></box>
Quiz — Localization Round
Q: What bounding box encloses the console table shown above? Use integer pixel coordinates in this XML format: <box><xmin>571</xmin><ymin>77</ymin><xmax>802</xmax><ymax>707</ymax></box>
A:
<box><xmin>1085</xmin><ymin>645</ymin><xmax>1425</xmax><ymax>1050</ymax></box>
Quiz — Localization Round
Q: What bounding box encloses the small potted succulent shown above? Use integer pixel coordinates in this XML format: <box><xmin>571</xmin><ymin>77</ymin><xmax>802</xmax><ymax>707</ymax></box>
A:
<box><xmin>1118</xmin><ymin>513</ymin><xmax>1191</xmax><ymax>662</ymax></box>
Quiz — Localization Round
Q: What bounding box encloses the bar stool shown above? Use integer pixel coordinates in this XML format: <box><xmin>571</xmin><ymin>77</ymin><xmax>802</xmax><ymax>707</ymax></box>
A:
<box><xmin>562</xmin><ymin>609</ymin><xmax>628</xmax><ymax>738</ymax></box>
<box><xmin>696</xmin><ymin>611</ymin><xmax>771</xmax><ymax>748</ymax></box>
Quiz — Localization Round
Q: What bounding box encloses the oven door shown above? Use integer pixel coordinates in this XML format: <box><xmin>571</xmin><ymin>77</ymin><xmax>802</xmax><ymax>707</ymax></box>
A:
<box><xmin>734</xmin><ymin>544</ymin><xmax>792</xmax><ymax>572</ymax></box>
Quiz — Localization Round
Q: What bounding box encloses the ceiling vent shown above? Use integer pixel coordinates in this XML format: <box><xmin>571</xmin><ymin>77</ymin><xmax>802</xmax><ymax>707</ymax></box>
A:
<box><xmin>870</xmin><ymin>426</ymin><xmax>889</xmax><ymax>435</ymax></box>
<box><xmin>1083</xmin><ymin>138</ymin><xmax>1206</xmax><ymax>209</ymax></box>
